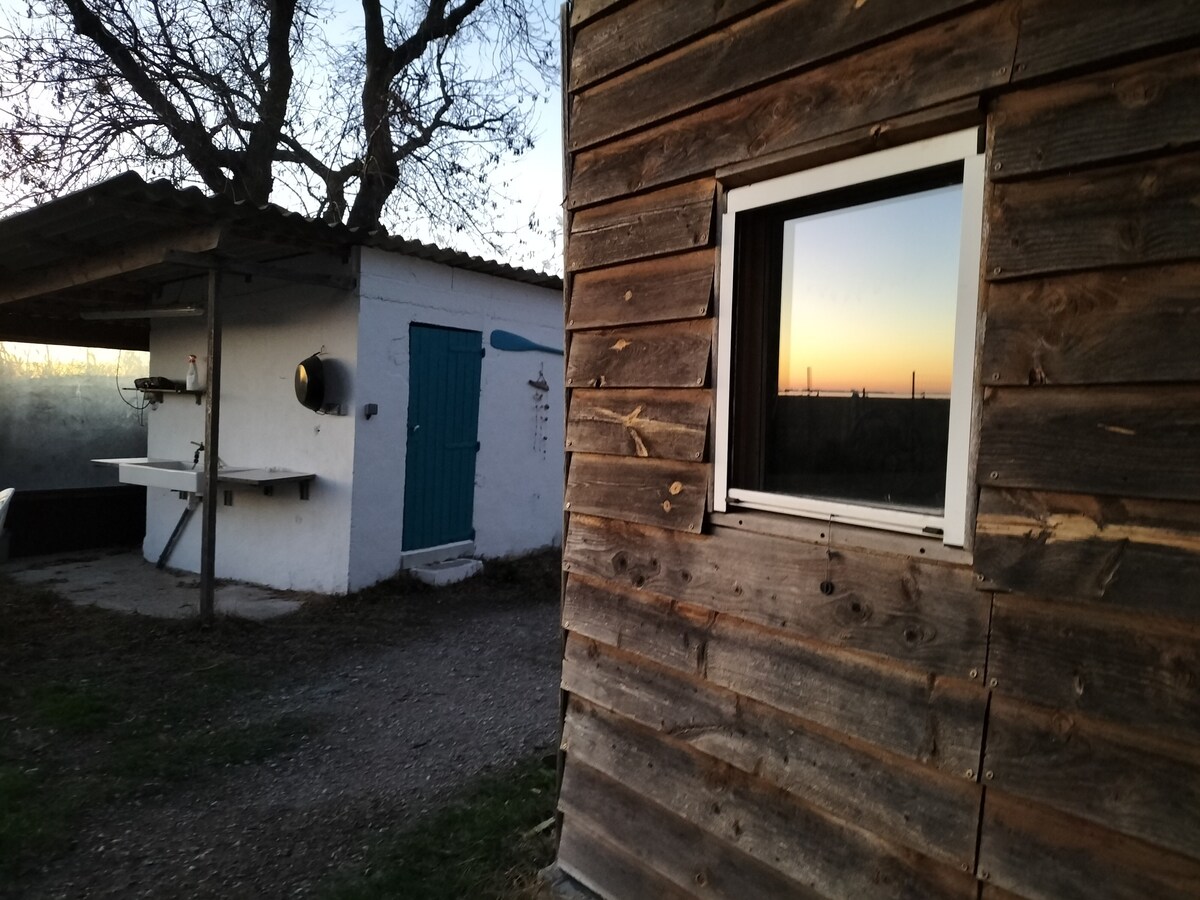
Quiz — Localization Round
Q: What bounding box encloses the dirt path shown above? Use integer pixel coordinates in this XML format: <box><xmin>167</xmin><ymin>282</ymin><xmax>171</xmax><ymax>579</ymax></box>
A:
<box><xmin>15</xmin><ymin>581</ymin><xmax>562</xmax><ymax>899</ymax></box>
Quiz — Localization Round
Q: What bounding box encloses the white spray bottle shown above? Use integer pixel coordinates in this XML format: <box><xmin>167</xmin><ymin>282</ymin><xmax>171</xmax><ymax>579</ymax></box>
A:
<box><xmin>185</xmin><ymin>354</ymin><xmax>199</xmax><ymax>391</ymax></box>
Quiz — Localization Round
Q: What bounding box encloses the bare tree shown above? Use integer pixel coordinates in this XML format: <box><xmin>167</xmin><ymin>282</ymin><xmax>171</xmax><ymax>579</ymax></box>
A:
<box><xmin>0</xmin><ymin>0</ymin><xmax>555</xmax><ymax>247</ymax></box>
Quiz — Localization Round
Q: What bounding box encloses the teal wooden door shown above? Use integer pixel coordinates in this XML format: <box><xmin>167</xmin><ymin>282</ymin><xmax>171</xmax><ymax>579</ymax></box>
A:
<box><xmin>402</xmin><ymin>324</ymin><xmax>483</xmax><ymax>551</ymax></box>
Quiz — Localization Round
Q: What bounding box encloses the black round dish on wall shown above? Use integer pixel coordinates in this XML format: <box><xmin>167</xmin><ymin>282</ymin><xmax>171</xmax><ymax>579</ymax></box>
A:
<box><xmin>295</xmin><ymin>354</ymin><xmax>326</xmax><ymax>411</ymax></box>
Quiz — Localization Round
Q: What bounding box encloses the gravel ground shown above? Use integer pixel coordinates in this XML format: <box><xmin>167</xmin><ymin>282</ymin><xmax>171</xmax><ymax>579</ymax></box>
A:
<box><xmin>13</xmin><ymin>579</ymin><xmax>562</xmax><ymax>899</ymax></box>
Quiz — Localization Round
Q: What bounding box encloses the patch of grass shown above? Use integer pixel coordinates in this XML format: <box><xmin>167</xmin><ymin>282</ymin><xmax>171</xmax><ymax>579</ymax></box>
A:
<box><xmin>0</xmin><ymin>583</ymin><xmax>326</xmax><ymax>881</ymax></box>
<box><xmin>0</xmin><ymin>548</ymin><xmax>561</xmax><ymax>887</ymax></box>
<box><xmin>321</xmin><ymin>754</ymin><xmax>558</xmax><ymax>900</ymax></box>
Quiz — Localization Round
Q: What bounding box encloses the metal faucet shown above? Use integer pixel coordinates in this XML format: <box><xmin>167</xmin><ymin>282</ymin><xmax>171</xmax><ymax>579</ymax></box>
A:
<box><xmin>191</xmin><ymin>441</ymin><xmax>204</xmax><ymax>468</ymax></box>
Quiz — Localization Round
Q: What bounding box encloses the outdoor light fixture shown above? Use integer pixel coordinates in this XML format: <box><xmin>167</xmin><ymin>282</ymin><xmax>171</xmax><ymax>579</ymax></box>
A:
<box><xmin>80</xmin><ymin>306</ymin><xmax>205</xmax><ymax>320</ymax></box>
<box><xmin>294</xmin><ymin>353</ymin><xmax>327</xmax><ymax>412</ymax></box>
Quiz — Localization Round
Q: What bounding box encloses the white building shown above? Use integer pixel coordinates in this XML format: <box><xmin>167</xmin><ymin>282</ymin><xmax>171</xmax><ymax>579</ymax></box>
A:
<box><xmin>0</xmin><ymin>174</ymin><xmax>563</xmax><ymax>595</ymax></box>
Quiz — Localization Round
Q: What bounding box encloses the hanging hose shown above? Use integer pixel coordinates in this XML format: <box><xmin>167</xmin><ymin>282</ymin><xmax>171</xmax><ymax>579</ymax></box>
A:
<box><xmin>157</xmin><ymin>495</ymin><xmax>200</xmax><ymax>569</ymax></box>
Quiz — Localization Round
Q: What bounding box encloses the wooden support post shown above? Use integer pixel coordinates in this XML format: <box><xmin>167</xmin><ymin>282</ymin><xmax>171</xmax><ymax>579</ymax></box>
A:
<box><xmin>199</xmin><ymin>268</ymin><xmax>223</xmax><ymax>622</ymax></box>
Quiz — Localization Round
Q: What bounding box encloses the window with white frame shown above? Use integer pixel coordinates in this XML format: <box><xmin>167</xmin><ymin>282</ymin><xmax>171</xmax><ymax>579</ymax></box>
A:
<box><xmin>714</xmin><ymin>129</ymin><xmax>985</xmax><ymax>546</ymax></box>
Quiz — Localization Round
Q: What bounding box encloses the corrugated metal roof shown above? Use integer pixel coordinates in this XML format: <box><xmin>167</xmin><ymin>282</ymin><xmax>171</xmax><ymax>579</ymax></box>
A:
<box><xmin>0</xmin><ymin>171</ymin><xmax>563</xmax><ymax>292</ymax></box>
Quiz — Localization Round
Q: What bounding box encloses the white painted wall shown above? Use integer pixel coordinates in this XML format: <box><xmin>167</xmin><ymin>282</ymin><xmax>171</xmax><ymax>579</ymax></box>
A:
<box><xmin>349</xmin><ymin>248</ymin><xmax>563</xmax><ymax>590</ymax></box>
<box><xmin>139</xmin><ymin>248</ymin><xmax>561</xmax><ymax>594</ymax></box>
<box><xmin>145</xmin><ymin>254</ymin><xmax>359</xmax><ymax>593</ymax></box>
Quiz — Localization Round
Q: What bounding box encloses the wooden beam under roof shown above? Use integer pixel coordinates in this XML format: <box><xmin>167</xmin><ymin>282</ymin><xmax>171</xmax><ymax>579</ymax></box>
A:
<box><xmin>163</xmin><ymin>251</ymin><xmax>358</xmax><ymax>292</ymax></box>
<box><xmin>0</xmin><ymin>226</ymin><xmax>222</xmax><ymax>305</ymax></box>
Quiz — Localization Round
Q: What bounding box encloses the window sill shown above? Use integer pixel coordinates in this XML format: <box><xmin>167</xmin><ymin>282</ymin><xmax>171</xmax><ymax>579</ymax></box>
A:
<box><xmin>709</xmin><ymin>506</ymin><xmax>973</xmax><ymax>568</ymax></box>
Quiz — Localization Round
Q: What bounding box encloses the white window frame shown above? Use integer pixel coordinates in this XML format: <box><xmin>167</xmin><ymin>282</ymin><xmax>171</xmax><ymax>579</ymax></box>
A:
<box><xmin>713</xmin><ymin>128</ymin><xmax>986</xmax><ymax>547</ymax></box>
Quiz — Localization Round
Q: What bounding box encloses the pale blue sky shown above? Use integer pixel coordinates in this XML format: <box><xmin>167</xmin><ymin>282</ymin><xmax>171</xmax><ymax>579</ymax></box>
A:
<box><xmin>780</xmin><ymin>182</ymin><xmax>963</xmax><ymax>396</ymax></box>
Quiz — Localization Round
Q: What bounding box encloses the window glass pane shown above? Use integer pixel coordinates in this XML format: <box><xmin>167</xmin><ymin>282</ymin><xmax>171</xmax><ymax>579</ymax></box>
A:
<box><xmin>765</xmin><ymin>182</ymin><xmax>962</xmax><ymax>511</ymax></box>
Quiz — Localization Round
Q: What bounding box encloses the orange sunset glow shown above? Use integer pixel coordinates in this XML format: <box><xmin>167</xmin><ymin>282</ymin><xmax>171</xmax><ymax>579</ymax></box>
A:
<box><xmin>777</xmin><ymin>181</ymin><xmax>963</xmax><ymax>397</ymax></box>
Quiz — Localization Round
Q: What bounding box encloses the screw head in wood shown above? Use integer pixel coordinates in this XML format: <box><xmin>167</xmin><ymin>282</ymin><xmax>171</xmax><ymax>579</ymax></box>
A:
<box><xmin>989</xmin><ymin>677</ymin><xmax>999</xmax><ymax>688</ymax></box>
<box><xmin>993</xmin><ymin>161</ymin><xmax>1003</xmax><ymax>171</ymax></box>
<box><xmin>989</xmin><ymin>471</ymin><xmax>999</xmax><ymax>480</ymax></box>
<box><xmin>969</xmin><ymin>668</ymin><xmax>979</xmax><ymax>679</ymax></box>
<box><xmin>965</xmin><ymin>768</ymin><xmax>975</xmax><ymax>779</ymax></box>
<box><xmin>985</xmin><ymin>770</ymin><xmax>994</xmax><ymax>780</ymax></box>
<box><xmin>993</xmin><ymin>266</ymin><xmax>1002</xmax><ymax>275</ymax></box>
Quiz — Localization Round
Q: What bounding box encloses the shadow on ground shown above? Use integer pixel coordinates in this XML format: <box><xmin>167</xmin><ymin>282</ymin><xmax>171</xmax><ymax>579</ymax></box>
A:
<box><xmin>0</xmin><ymin>550</ymin><xmax>562</xmax><ymax>899</ymax></box>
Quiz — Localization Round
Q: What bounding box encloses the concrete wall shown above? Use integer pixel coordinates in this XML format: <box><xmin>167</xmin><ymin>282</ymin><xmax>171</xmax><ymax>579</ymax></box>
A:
<box><xmin>145</xmin><ymin>255</ymin><xmax>359</xmax><ymax>593</ymax></box>
<box><xmin>349</xmin><ymin>248</ymin><xmax>563</xmax><ymax>590</ymax></box>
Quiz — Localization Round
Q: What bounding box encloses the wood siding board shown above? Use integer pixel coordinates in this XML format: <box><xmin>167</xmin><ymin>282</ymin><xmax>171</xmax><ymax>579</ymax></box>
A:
<box><xmin>978</xmin><ymin>789</ymin><xmax>1200</xmax><ymax>900</ymax></box>
<box><xmin>1011</xmin><ymin>0</ymin><xmax>1200</xmax><ymax>83</ymax></box>
<box><xmin>570</xmin><ymin>0</ymin><xmax>983</xmax><ymax>151</ymax></box>
<box><xmin>565</xmin><ymin>319</ymin><xmax>712</xmax><ymax>389</ymax></box>
<box><xmin>564</xmin><ymin>513</ymin><xmax>989</xmax><ymax>678</ymax></box>
<box><xmin>568</xmin><ymin>0</ymin><xmax>629</xmax><ymax>30</ymax></box>
<box><xmin>978</xmin><ymin>386</ymin><xmax>1200</xmax><ymax>501</ymax></box>
<box><xmin>974</xmin><ymin>488</ymin><xmax>1200</xmax><ymax>614</ymax></box>
<box><xmin>567</xmin><ymin>2</ymin><xmax>1018</xmax><ymax>209</ymax></box>
<box><xmin>992</xmin><ymin>48</ymin><xmax>1200</xmax><ymax>180</ymax></box>
<box><xmin>562</xmin><ymin>574</ymin><xmax>987</xmax><ymax>773</ymax></box>
<box><xmin>562</xmin><ymin>634</ymin><xmax>982</xmax><ymax>869</ymax></box>
<box><xmin>981</xmin><ymin>265</ymin><xmax>1200</xmax><ymax>386</ymax></box>
<box><xmin>563</xmin><ymin>698</ymin><xmax>977</xmax><ymax>900</ymax></box>
<box><xmin>560</xmin><ymin>760</ymin><xmax>824</xmax><ymax>900</ymax></box>
<box><xmin>569</xmin><ymin>0</ymin><xmax>773</xmax><ymax>93</ymax></box>
<box><xmin>984</xmin><ymin>695</ymin><xmax>1200</xmax><ymax>861</ymax></box>
<box><xmin>987</xmin><ymin>154</ymin><xmax>1200</xmax><ymax>280</ymax></box>
<box><xmin>710</xmin><ymin>508</ymin><xmax>973</xmax><ymax>566</ymax></box>
<box><xmin>715</xmin><ymin>96</ymin><xmax>984</xmax><ymax>190</ymax></box>
<box><xmin>566</xmin><ymin>388</ymin><xmax>710</xmax><ymax>461</ymax></box>
<box><xmin>567</xmin><ymin>179</ymin><xmax>715</xmax><ymax>271</ymax></box>
<box><xmin>565</xmin><ymin>454</ymin><xmax>708</xmax><ymax>532</ymax></box>
<box><xmin>567</xmin><ymin>249</ymin><xmax>714</xmax><ymax>330</ymax></box>
<box><xmin>989</xmin><ymin>594</ymin><xmax>1200</xmax><ymax>745</ymax></box>
<box><xmin>558</xmin><ymin>816</ymin><xmax>697</xmax><ymax>900</ymax></box>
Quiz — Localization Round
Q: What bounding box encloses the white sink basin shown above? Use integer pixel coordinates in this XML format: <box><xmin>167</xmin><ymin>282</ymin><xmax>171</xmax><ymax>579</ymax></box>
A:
<box><xmin>118</xmin><ymin>460</ymin><xmax>203</xmax><ymax>492</ymax></box>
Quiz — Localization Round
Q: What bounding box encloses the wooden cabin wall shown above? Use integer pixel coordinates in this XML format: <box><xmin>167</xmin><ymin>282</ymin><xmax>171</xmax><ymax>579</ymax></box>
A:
<box><xmin>558</xmin><ymin>2</ymin><xmax>1200</xmax><ymax>898</ymax></box>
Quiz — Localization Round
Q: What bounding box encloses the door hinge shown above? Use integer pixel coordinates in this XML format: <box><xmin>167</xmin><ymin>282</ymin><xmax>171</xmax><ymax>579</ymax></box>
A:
<box><xmin>480</xmin><ymin>347</ymin><xmax>486</xmax><ymax>358</ymax></box>
<box><xmin>475</xmin><ymin>440</ymin><xmax>481</xmax><ymax>452</ymax></box>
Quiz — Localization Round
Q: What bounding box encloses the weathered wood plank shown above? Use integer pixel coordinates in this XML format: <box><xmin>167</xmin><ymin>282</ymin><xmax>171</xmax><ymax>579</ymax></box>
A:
<box><xmin>565</xmin><ymin>319</ymin><xmax>711</xmax><ymax>389</ymax></box>
<box><xmin>567</xmin><ymin>249</ymin><xmax>714</xmax><ymax>330</ymax></box>
<box><xmin>560</xmin><ymin>760</ymin><xmax>823</xmax><ymax>900</ymax></box>
<box><xmin>562</xmin><ymin>634</ymin><xmax>982</xmax><ymax>870</ymax></box>
<box><xmin>568</xmin><ymin>0</ymin><xmax>628</xmax><ymax>30</ymax></box>
<box><xmin>567</xmin><ymin>2</ymin><xmax>1017</xmax><ymax>209</ymax></box>
<box><xmin>981</xmin><ymin>265</ymin><xmax>1200</xmax><ymax>386</ymax></box>
<box><xmin>569</xmin><ymin>0</ymin><xmax>771</xmax><ymax>92</ymax></box>
<box><xmin>992</xmin><ymin>48</ymin><xmax>1200</xmax><ymax>180</ymax></box>
<box><xmin>558</xmin><ymin>816</ymin><xmax>695</xmax><ymax>900</ymax></box>
<box><xmin>978</xmin><ymin>789</ymin><xmax>1200</xmax><ymax>900</ymax></box>
<box><xmin>989</xmin><ymin>593</ymin><xmax>1200</xmax><ymax>746</ymax></box>
<box><xmin>710</xmin><ymin>508</ymin><xmax>972</xmax><ymax>566</ymax></box>
<box><xmin>562</xmin><ymin>574</ymin><xmax>987</xmax><ymax>773</ymax></box>
<box><xmin>564</xmin><ymin>698</ymin><xmax>977</xmax><ymax>900</ymax></box>
<box><xmin>565</xmin><ymin>455</ymin><xmax>708</xmax><ymax>533</ymax></box>
<box><xmin>1011</xmin><ymin>0</ymin><xmax>1200</xmax><ymax>83</ymax></box>
<box><xmin>978</xmin><ymin>386</ymin><xmax>1200</xmax><ymax>501</ymax></box>
<box><xmin>564</xmin><ymin>513</ymin><xmax>989</xmax><ymax>679</ymax></box>
<box><xmin>716</xmin><ymin>96</ymin><xmax>984</xmax><ymax>189</ymax></box>
<box><xmin>974</xmin><ymin>488</ymin><xmax>1200</xmax><ymax>616</ymax></box>
<box><xmin>570</xmin><ymin>0</ymin><xmax>982</xmax><ymax>150</ymax></box>
<box><xmin>566</xmin><ymin>388</ymin><xmax>709</xmax><ymax>461</ymax></box>
<box><xmin>987</xmin><ymin>153</ymin><xmax>1200</xmax><ymax>280</ymax></box>
<box><xmin>567</xmin><ymin>179</ymin><xmax>714</xmax><ymax>271</ymax></box>
<box><xmin>981</xmin><ymin>887</ymin><xmax>1028</xmax><ymax>900</ymax></box>
<box><xmin>984</xmin><ymin>695</ymin><xmax>1200</xmax><ymax>861</ymax></box>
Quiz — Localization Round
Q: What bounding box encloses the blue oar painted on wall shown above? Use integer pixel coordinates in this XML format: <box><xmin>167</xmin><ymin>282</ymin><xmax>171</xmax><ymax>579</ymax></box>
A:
<box><xmin>489</xmin><ymin>330</ymin><xmax>563</xmax><ymax>356</ymax></box>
